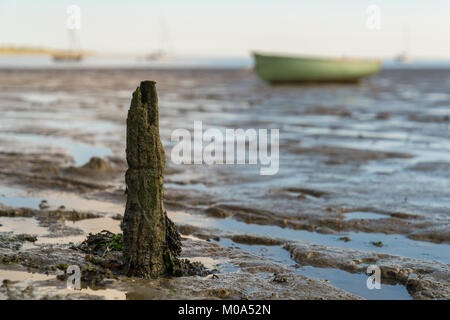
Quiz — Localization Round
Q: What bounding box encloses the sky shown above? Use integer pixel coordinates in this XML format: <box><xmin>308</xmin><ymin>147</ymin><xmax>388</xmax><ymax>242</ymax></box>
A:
<box><xmin>1</xmin><ymin>0</ymin><xmax>450</xmax><ymax>59</ymax></box>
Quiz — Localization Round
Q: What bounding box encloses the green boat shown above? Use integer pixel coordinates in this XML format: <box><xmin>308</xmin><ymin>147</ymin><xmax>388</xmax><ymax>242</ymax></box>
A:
<box><xmin>253</xmin><ymin>52</ymin><xmax>381</xmax><ymax>83</ymax></box>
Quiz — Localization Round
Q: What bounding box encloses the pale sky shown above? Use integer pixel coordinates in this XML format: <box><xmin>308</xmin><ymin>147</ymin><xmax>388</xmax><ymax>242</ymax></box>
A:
<box><xmin>1</xmin><ymin>0</ymin><xmax>450</xmax><ymax>59</ymax></box>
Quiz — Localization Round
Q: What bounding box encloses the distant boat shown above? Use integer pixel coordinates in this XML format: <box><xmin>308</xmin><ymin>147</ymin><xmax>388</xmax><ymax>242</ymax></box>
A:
<box><xmin>52</xmin><ymin>51</ymin><xmax>83</xmax><ymax>62</ymax></box>
<box><xmin>145</xmin><ymin>16</ymin><xmax>173</xmax><ymax>61</ymax></box>
<box><xmin>53</xmin><ymin>29</ymin><xmax>83</xmax><ymax>62</ymax></box>
<box><xmin>394</xmin><ymin>51</ymin><xmax>412</xmax><ymax>64</ymax></box>
<box><xmin>253</xmin><ymin>52</ymin><xmax>381</xmax><ymax>83</ymax></box>
<box><xmin>144</xmin><ymin>49</ymin><xmax>171</xmax><ymax>61</ymax></box>
<box><xmin>394</xmin><ymin>26</ymin><xmax>413</xmax><ymax>64</ymax></box>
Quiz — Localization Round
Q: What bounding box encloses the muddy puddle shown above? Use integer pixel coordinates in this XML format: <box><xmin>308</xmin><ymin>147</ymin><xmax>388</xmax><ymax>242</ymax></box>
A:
<box><xmin>0</xmin><ymin>133</ymin><xmax>112</xmax><ymax>166</ymax></box>
<box><xmin>214</xmin><ymin>238</ymin><xmax>411</xmax><ymax>300</ymax></box>
<box><xmin>343</xmin><ymin>211</ymin><xmax>388</xmax><ymax>221</ymax></box>
<box><xmin>0</xmin><ymin>68</ymin><xmax>449</xmax><ymax>299</ymax></box>
<box><xmin>0</xmin><ymin>186</ymin><xmax>123</xmax><ymax>214</ymax></box>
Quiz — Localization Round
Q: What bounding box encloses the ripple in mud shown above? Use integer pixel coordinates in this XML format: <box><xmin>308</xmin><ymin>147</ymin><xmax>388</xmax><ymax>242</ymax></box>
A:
<box><xmin>287</xmin><ymin>145</ymin><xmax>413</xmax><ymax>165</ymax></box>
<box><xmin>168</xmin><ymin>210</ymin><xmax>450</xmax><ymax>263</ymax></box>
<box><xmin>343</xmin><ymin>211</ymin><xmax>388</xmax><ymax>221</ymax></box>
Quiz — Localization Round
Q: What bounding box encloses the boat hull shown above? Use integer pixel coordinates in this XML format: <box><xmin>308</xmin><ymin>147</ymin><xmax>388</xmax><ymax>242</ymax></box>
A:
<box><xmin>253</xmin><ymin>53</ymin><xmax>381</xmax><ymax>83</ymax></box>
<box><xmin>52</xmin><ymin>52</ymin><xmax>83</xmax><ymax>62</ymax></box>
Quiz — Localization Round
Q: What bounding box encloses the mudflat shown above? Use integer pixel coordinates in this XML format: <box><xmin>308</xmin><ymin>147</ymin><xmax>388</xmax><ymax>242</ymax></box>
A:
<box><xmin>0</xmin><ymin>68</ymin><xmax>449</xmax><ymax>299</ymax></box>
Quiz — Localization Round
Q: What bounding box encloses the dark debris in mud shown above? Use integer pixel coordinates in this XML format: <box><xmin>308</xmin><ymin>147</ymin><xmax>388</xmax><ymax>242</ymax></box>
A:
<box><xmin>0</xmin><ymin>253</ymin><xmax>22</xmax><ymax>265</ymax></box>
<box><xmin>371</xmin><ymin>241</ymin><xmax>384</xmax><ymax>247</ymax></box>
<box><xmin>173</xmin><ymin>259</ymin><xmax>211</xmax><ymax>277</ymax></box>
<box><xmin>0</xmin><ymin>233</ymin><xmax>37</xmax><ymax>250</ymax></box>
<box><xmin>231</xmin><ymin>235</ymin><xmax>283</xmax><ymax>246</ymax></box>
<box><xmin>339</xmin><ymin>236</ymin><xmax>352</xmax><ymax>242</ymax></box>
<box><xmin>0</xmin><ymin>206</ymin><xmax>101</xmax><ymax>222</ymax></box>
<box><xmin>0</xmin><ymin>205</ymin><xmax>102</xmax><ymax>240</ymax></box>
<box><xmin>77</xmin><ymin>230</ymin><xmax>123</xmax><ymax>256</ymax></box>
<box><xmin>272</xmin><ymin>273</ymin><xmax>288</xmax><ymax>283</ymax></box>
<box><xmin>15</xmin><ymin>234</ymin><xmax>37</xmax><ymax>242</ymax></box>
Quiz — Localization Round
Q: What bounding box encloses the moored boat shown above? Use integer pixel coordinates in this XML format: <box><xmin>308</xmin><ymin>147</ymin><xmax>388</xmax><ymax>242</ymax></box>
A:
<box><xmin>52</xmin><ymin>51</ymin><xmax>83</xmax><ymax>62</ymax></box>
<box><xmin>253</xmin><ymin>52</ymin><xmax>381</xmax><ymax>83</ymax></box>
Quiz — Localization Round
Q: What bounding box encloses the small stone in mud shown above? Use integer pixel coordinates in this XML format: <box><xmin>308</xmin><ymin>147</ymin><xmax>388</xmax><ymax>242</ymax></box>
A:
<box><xmin>177</xmin><ymin>224</ymin><xmax>200</xmax><ymax>236</ymax></box>
<box><xmin>339</xmin><ymin>236</ymin><xmax>352</xmax><ymax>242</ymax></box>
<box><xmin>111</xmin><ymin>214</ymin><xmax>123</xmax><ymax>221</ymax></box>
<box><xmin>204</xmin><ymin>207</ymin><xmax>231</xmax><ymax>218</ymax></box>
<box><xmin>231</xmin><ymin>235</ymin><xmax>283</xmax><ymax>246</ymax></box>
<box><xmin>201</xmin><ymin>288</ymin><xmax>242</xmax><ymax>299</ymax></box>
<box><xmin>371</xmin><ymin>241</ymin><xmax>384</xmax><ymax>247</ymax></box>
<box><xmin>63</xmin><ymin>157</ymin><xmax>117</xmax><ymax>178</ymax></box>
<box><xmin>376</xmin><ymin>112</ymin><xmax>392</xmax><ymax>120</ymax></box>
<box><xmin>1</xmin><ymin>279</ymin><xmax>16</xmax><ymax>288</ymax></box>
<box><xmin>55</xmin><ymin>264</ymin><xmax>69</xmax><ymax>271</ymax></box>
<box><xmin>390</xmin><ymin>212</ymin><xmax>419</xmax><ymax>220</ymax></box>
<box><xmin>81</xmin><ymin>157</ymin><xmax>114</xmax><ymax>172</ymax></box>
<box><xmin>39</xmin><ymin>200</ymin><xmax>50</xmax><ymax>210</ymax></box>
<box><xmin>272</xmin><ymin>273</ymin><xmax>287</xmax><ymax>283</ymax></box>
<box><xmin>16</xmin><ymin>234</ymin><xmax>37</xmax><ymax>242</ymax></box>
<box><xmin>173</xmin><ymin>259</ymin><xmax>211</xmax><ymax>277</ymax></box>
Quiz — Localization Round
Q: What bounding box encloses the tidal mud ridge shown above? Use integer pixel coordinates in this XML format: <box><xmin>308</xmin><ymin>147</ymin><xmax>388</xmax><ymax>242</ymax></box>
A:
<box><xmin>0</xmin><ymin>68</ymin><xmax>449</xmax><ymax>299</ymax></box>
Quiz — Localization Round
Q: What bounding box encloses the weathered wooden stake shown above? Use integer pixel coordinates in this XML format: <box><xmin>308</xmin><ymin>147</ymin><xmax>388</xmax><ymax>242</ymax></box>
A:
<box><xmin>122</xmin><ymin>81</ymin><xmax>181</xmax><ymax>278</ymax></box>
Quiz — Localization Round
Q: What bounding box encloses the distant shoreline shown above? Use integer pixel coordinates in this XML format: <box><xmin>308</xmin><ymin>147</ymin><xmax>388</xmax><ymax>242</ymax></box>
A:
<box><xmin>0</xmin><ymin>54</ymin><xmax>450</xmax><ymax>70</ymax></box>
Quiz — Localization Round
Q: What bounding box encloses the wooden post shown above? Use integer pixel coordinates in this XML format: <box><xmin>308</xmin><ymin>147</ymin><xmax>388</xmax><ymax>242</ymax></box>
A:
<box><xmin>122</xmin><ymin>81</ymin><xmax>181</xmax><ymax>278</ymax></box>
